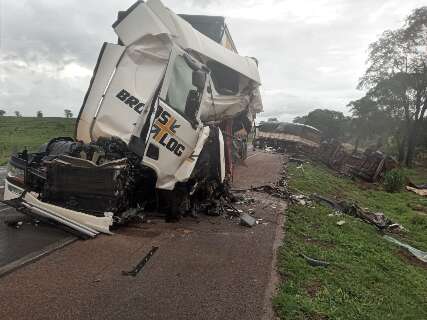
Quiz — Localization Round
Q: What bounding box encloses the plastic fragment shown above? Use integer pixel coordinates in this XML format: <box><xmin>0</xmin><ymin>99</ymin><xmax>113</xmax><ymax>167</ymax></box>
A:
<box><xmin>384</xmin><ymin>235</ymin><xmax>427</xmax><ymax>263</ymax></box>
<box><xmin>300</xmin><ymin>253</ymin><xmax>329</xmax><ymax>267</ymax></box>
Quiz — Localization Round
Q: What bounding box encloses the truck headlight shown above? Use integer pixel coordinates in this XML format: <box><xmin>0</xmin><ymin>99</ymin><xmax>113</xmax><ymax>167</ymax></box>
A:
<box><xmin>7</xmin><ymin>163</ymin><xmax>24</xmax><ymax>178</ymax></box>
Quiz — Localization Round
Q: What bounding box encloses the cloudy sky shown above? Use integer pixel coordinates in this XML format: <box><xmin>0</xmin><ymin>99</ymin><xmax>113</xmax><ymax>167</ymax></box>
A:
<box><xmin>0</xmin><ymin>0</ymin><xmax>425</xmax><ymax>121</ymax></box>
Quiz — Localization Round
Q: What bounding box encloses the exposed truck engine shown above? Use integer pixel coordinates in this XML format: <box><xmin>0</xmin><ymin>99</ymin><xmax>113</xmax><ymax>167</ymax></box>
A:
<box><xmin>2</xmin><ymin>0</ymin><xmax>263</xmax><ymax>238</ymax></box>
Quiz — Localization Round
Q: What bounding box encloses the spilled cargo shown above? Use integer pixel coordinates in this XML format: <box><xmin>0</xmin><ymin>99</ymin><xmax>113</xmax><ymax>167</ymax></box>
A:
<box><xmin>254</xmin><ymin>118</ymin><xmax>398</xmax><ymax>182</ymax></box>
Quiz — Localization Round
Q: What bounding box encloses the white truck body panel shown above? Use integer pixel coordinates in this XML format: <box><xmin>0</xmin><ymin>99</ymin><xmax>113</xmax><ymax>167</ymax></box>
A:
<box><xmin>76</xmin><ymin>43</ymin><xmax>125</xmax><ymax>143</ymax></box>
<box><xmin>23</xmin><ymin>193</ymin><xmax>113</xmax><ymax>236</ymax></box>
<box><xmin>77</xmin><ymin>36</ymin><xmax>171</xmax><ymax>144</ymax></box>
<box><xmin>3</xmin><ymin>179</ymin><xmax>24</xmax><ymax>201</ymax></box>
<box><xmin>114</xmin><ymin>0</ymin><xmax>261</xmax><ymax>84</ymax></box>
<box><xmin>75</xmin><ymin>0</ymin><xmax>263</xmax><ymax>191</ymax></box>
<box><xmin>143</xmin><ymin>99</ymin><xmax>204</xmax><ymax>190</ymax></box>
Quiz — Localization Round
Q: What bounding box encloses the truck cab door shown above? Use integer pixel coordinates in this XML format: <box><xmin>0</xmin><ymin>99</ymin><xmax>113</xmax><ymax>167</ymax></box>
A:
<box><xmin>143</xmin><ymin>47</ymin><xmax>208</xmax><ymax>190</ymax></box>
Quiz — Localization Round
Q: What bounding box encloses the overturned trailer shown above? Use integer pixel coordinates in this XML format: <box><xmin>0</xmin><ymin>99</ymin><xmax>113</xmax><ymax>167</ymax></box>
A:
<box><xmin>318</xmin><ymin>139</ymin><xmax>398</xmax><ymax>182</ymax></box>
<box><xmin>253</xmin><ymin>120</ymin><xmax>320</xmax><ymax>154</ymax></box>
<box><xmin>3</xmin><ymin>0</ymin><xmax>263</xmax><ymax>238</ymax></box>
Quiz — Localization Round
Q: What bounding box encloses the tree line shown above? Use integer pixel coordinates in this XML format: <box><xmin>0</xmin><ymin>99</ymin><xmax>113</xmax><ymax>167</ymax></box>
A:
<box><xmin>294</xmin><ymin>6</ymin><xmax>427</xmax><ymax>167</ymax></box>
<box><xmin>0</xmin><ymin>109</ymin><xmax>74</xmax><ymax>118</ymax></box>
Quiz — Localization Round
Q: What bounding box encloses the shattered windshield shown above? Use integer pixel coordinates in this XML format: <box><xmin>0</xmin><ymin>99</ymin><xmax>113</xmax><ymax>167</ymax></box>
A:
<box><xmin>165</xmin><ymin>55</ymin><xmax>200</xmax><ymax>117</ymax></box>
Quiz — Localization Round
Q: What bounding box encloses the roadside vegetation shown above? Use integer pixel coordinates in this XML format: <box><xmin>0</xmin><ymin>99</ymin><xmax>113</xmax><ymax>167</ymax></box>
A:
<box><xmin>274</xmin><ymin>162</ymin><xmax>427</xmax><ymax>320</ymax></box>
<box><xmin>294</xmin><ymin>7</ymin><xmax>427</xmax><ymax>168</ymax></box>
<box><xmin>0</xmin><ymin>117</ymin><xmax>75</xmax><ymax>165</ymax></box>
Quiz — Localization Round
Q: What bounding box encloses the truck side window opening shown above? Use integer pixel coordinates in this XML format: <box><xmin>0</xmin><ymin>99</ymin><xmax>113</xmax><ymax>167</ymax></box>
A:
<box><xmin>166</xmin><ymin>55</ymin><xmax>199</xmax><ymax>118</ymax></box>
<box><xmin>206</xmin><ymin>60</ymin><xmax>239</xmax><ymax>95</ymax></box>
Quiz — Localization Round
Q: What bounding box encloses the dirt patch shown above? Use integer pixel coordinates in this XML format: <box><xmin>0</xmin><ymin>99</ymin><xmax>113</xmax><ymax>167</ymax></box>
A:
<box><xmin>306</xmin><ymin>313</ymin><xmax>329</xmax><ymax>320</ymax></box>
<box><xmin>396</xmin><ymin>249</ymin><xmax>427</xmax><ymax>270</ymax></box>
<box><xmin>409</xmin><ymin>203</ymin><xmax>427</xmax><ymax>214</ymax></box>
<box><xmin>305</xmin><ymin>280</ymin><xmax>323</xmax><ymax>298</ymax></box>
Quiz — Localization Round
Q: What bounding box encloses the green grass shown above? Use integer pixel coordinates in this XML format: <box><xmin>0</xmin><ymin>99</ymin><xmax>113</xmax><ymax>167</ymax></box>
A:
<box><xmin>274</xmin><ymin>162</ymin><xmax>427</xmax><ymax>320</ymax></box>
<box><xmin>0</xmin><ymin>116</ymin><xmax>75</xmax><ymax>165</ymax></box>
<box><xmin>404</xmin><ymin>167</ymin><xmax>427</xmax><ymax>185</ymax></box>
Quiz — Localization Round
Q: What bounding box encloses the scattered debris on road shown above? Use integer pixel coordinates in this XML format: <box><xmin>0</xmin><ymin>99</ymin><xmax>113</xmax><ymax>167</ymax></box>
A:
<box><xmin>122</xmin><ymin>246</ymin><xmax>159</xmax><ymax>277</ymax></box>
<box><xmin>240</xmin><ymin>212</ymin><xmax>257</xmax><ymax>227</ymax></box>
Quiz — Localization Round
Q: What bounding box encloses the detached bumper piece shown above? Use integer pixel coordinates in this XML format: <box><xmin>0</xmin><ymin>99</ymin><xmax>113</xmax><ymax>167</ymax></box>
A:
<box><xmin>12</xmin><ymin>192</ymin><xmax>113</xmax><ymax>239</ymax></box>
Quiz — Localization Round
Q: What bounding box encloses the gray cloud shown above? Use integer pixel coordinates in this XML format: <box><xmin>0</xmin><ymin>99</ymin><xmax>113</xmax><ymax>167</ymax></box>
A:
<box><xmin>0</xmin><ymin>0</ymin><xmax>425</xmax><ymax>119</ymax></box>
<box><xmin>0</xmin><ymin>0</ymin><xmax>135</xmax><ymax>115</ymax></box>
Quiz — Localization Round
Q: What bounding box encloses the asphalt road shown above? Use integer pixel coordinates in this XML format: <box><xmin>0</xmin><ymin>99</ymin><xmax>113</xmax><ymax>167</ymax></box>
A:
<box><xmin>0</xmin><ymin>151</ymin><xmax>286</xmax><ymax>320</ymax></box>
<box><xmin>0</xmin><ymin>166</ymin><xmax>74</xmax><ymax>273</ymax></box>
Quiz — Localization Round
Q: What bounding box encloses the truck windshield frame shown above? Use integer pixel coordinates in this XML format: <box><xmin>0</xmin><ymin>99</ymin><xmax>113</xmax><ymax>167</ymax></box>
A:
<box><xmin>160</xmin><ymin>47</ymin><xmax>205</xmax><ymax>122</ymax></box>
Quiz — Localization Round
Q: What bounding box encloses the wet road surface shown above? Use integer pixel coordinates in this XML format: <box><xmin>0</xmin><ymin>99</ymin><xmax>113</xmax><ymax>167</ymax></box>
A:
<box><xmin>0</xmin><ymin>151</ymin><xmax>286</xmax><ymax>320</ymax></box>
<box><xmin>0</xmin><ymin>166</ymin><xmax>75</xmax><ymax>273</ymax></box>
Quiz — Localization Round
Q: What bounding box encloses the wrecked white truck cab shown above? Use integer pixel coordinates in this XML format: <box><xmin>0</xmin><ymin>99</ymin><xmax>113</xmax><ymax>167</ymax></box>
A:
<box><xmin>3</xmin><ymin>0</ymin><xmax>263</xmax><ymax>238</ymax></box>
<box><xmin>77</xmin><ymin>0</ymin><xmax>261</xmax><ymax>189</ymax></box>
<box><xmin>81</xmin><ymin>40</ymin><xmax>216</xmax><ymax>191</ymax></box>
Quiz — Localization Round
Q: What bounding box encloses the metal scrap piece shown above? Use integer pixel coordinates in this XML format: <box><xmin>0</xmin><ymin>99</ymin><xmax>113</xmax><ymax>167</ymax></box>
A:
<box><xmin>406</xmin><ymin>186</ymin><xmax>427</xmax><ymax>197</ymax></box>
<box><xmin>122</xmin><ymin>246</ymin><xmax>159</xmax><ymax>277</ymax></box>
<box><xmin>240</xmin><ymin>213</ymin><xmax>256</xmax><ymax>227</ymax></box>
<box><xmin>300</xmin><ymin>253</ymin><xmax>330</xmax><ymax>267</ymax></box>
<box><xmin>384</xmin><ymin>236</ymin><xmax>427</xmax><ymax>263</ymax></box>
<box><xmin>311</xmin><ymin>194</ymin><xmax>402</xmax><ymax>231</ymax></box>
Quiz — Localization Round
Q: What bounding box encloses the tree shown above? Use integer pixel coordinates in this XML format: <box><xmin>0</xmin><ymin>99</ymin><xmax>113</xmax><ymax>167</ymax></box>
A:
<box><xmin>347</xmin><ymin>96</ymin><xmax>391</xmax><ymax>153</ymax></box>
<box><xmin>14</xmin><ymin>111</ymin><xmax>22</xmax><ymax>117</ymax></box>
<box><xmin>36</xmin><ymin>110</ymin><xmax>43</xmax><ymax>118</ymax></box>
<box><xmin>358</xmin><ymin>7</ymin><xmax>427</xmax><ymax>167</ymax></box>
<box><xmin>64</xmin><ymin>109</ymin><xmax>73</xmax><ymax>118</ymax></box>
<box><xmin>363</xmin><ymin>78</ymin><xmax>410</xmax><ymax>161</ymax></box>
<box><xmin>293</xmin><ymin>108</ymin><xmax>349</xmax><ymax>140</ymax></box>
<box><xmin>421</xmin><ymin>119</ymin><xmax>427</xmax><ymax>150</ymax></box>
<box><xmin>0</xmin><ymin>110</ymin><xmax>5</xmax><ymax>116</ymax></box>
